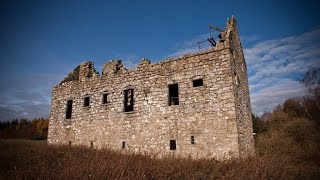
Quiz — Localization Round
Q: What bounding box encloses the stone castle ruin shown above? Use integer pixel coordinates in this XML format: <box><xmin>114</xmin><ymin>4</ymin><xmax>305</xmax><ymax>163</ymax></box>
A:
<box><xmin>48</xmin><ymin>17</ymin><xmax>254</xmax><ymax>159</ymax></box>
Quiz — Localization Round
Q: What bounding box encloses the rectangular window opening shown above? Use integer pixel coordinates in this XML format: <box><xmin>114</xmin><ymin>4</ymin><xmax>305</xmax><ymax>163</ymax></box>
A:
<box><xmin>102</xmin><ymin>93</ymin><xmax>108</xmax><ymax>104</ymax></box>
<box><xmin>66</xmin><ymin>100</ymin><xmax>73</xmax><ymax>119</ymax></box>
<box><xmin>168</xmin><ymin>83</ymin><xmax>179</xmax><ymax>106</ymax></box>
<box><xmin>170</xmin><ymin>140</ymin><xmax>176</xmax><ymax>150</ymax></box>
<box><xmin>69</xmin><ymin>141</ymin><xmax>72</xmax><ymax>147</ymax></box>
<box><xmin>193</xmin><ymin>79</ymin><xmax>203</xmax><ymax>87</ymax></box>
<box><xmin>122</xmin><ymin>141</ymin><xmax>126</xmax><ymax>149</ymax></box>
<box><xmin>84</xmin><ymin>96</ymin><xmax>90</xmax><ymax>107</ymax></box>
<box><xmin>191</xmin><ymin>136</ymin><xmax>195</xmax><ymax>144</ymax></box>
<box><xmin>124</xmin><ymin>89</ymin><xmax>134</xmax><ymax>112</ymax></box>
<box><xmin>90</xmin><ymin>142</ymin><xmax>93</xmax><ymax>148</ymax></box>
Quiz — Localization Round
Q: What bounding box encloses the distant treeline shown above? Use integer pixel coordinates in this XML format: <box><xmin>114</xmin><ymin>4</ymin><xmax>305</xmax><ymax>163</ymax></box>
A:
<box><xmin>252</xmin><ymin>66</ymin><xmax>320</xmax><ymax>134</ymax></box>
<box><xmin>0</xmin><ymin>118</ymin><xmax>48</xmax><ymax>140</ymax></box>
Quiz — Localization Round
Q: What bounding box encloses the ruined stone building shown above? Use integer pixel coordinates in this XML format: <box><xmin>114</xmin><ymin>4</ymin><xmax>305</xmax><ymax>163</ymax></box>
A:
<box><xmin>48</xmin><ymin>17</ymin><xmax>254</xmax><ymax>159</ymax></box>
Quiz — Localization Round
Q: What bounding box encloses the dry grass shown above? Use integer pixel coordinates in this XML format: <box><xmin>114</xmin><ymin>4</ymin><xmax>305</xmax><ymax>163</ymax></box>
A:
<box><xmin>0</xmin><ymin>138</ymin><xmax>319</xmax><ymax>179</ymax></box>
<box><xmin>1</xmin><ymin>111</ymin><xmax>320</xmax><ymax>179</ymax></box>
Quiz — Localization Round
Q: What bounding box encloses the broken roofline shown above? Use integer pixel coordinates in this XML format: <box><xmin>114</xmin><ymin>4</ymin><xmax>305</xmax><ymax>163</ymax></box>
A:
<box><xmin>59</xmin><ymin>47</ymin><xmax>228</xmax><ymax>86</ymax></box>
<box><xmin>59</xmin><ymin>16</ymin><xmax>238</xmax><ymax>85</ymax></box>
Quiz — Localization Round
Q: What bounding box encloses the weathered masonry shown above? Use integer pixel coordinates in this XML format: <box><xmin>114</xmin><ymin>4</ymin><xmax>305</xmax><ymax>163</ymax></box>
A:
<box><xmin>48</xmin><ymin>17</ymin><xmax>254</xmax><ymax>159</ymax></box>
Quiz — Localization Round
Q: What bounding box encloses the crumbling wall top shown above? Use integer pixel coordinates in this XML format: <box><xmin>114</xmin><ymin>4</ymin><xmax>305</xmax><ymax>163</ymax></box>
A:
<box><xmin>102</xmin><ymin>60</ymin><xmax>126</xmax><ymax>78</ymax></box>
<box><xmin>59</xmin><ymin>61</ymin><xmax>100</xmax><ymax>85</ymax></box>
<box><xmin>137</xmin><ymin>58</ymin><xmax>151</xmax><ymax>68</ymax></box>
<box><xmin>58</xmin><ymin>16</ymin><xmax>240</xmax><ymax>85</ymax></box>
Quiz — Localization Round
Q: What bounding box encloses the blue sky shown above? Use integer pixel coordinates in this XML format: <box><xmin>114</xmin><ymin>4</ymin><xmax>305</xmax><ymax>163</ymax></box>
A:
<box><xmin>0</xmin><ymin>0</ymin><xmax>319</xmax><ymax>121</ymax></box>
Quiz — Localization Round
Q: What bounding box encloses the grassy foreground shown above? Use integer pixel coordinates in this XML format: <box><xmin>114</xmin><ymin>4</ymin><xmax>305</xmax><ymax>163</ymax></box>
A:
<box><xmin>0</xmin><ymin>140</ymin><xmax>302</xmax><ymax>179</ymax></box>
<box><xmin>1</xmin><ymin>108</ymin><xmax>320</xmax><ymax>179</ymax></box>
<box><xmin>1</xmin><ymin>131</ymin><xmax>319</xmax><ymax>179</ymax></box>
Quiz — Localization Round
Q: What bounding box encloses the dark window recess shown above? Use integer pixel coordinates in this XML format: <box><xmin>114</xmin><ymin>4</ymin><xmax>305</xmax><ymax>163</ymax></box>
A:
<box><xmin>122</xmin><ymin>141</ymin><xmax>126</xmax><ymax>149</ymax></box>
<box><xmin>84</xmin><ymin>97</ymin><xmax>90</xmax><ymax>107</ymax></box>
<box><xmin>170</xmin><ymin>140</ymin><xmax>176</xmax><ymax>150</ymax></box>
<box><xmin>90</xmin><ymin>142</ymin><xmax>93</xmax><ymax>148</ymax></box>
<box><xmin>86</xmin><ymin>63</ymin><xmax>92</xmax><ymax>78</ymax></box>
<box><xmin>124</xmin><ymin>89</ymin><xmax>134</xmax><ymax>112</ymax></box>
<box><xmin>69</xmin><ymin>141</ymin><xmax>72</xmax><ymax>147</ymax></box>
<box><xmin>191</xmin><ymin>136</ymin><xmax>195</xmax><ymax>144</ymax></box>
<box><xmin>168</xmin><ymin>84</ymin><xmax>179</xmax><ymax>106</ymax></box>
<box><xmin>193</xmin><ymin>79</ymin><xmax>203</xmax><ymax>87</ymax></box>
<box><xmin>102</xmin><ymin>93</ymin><xmax>108</xmax><ymax>104</ymax></box>
<box><xmin>115</xmin><ymin>66</ymin><xmax>121</xmax><ymax>73</ymax></box>
<box><xmin>66</xmin><ymin>100</ymin><xmax>73</xmax><ymax>119</ymax></box>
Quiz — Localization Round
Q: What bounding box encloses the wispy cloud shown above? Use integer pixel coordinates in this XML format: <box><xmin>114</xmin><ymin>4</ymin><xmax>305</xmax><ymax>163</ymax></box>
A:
<box><xmin>168</xmin><ymin>27</ymin><xmax>320</xmax><ymax>115</ymax></box>
<box><xmin>0</xmin><ymin>74</ymin><xmax>62</xmax><ymax>121</ymax></box>
<box><xmin>1</xmin><ymin>28</ymin><xmax>319</xmax><ymax>121</ymax></box>
<box><xmin>0</xmin><ymin>53</ymin><xmax>139</xmax><ymax>122</ymax></box>
<box><xmin>246</xmin><ymin>27</ymin><xmax>320</xmax><ymax>115</ymax></box>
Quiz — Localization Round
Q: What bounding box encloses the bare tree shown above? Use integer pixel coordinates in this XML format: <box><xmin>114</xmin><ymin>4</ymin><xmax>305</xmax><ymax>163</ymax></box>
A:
<box><xmin>301</xmin><ymin>66</ymin><xmax>320</xmax><ymax>122</ymax></box>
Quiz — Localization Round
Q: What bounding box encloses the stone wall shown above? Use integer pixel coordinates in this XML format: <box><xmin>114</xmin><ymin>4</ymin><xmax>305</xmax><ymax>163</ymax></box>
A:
<box><xmin>48</xmin><ymin>17</ymin><xmax>254</xmax><ymax>159</ymax></box>
<box><xmin>227</xmin><ymin>18</ymin><xmax>255</xmax><ymax>157</ymax></box>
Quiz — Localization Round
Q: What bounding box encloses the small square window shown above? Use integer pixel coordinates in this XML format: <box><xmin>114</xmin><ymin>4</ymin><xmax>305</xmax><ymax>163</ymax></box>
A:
<box><xmin>170</xmin><ymin>140</ymin><xmax>176</xmax><ymax>150</ymax></box>
<box><xmin>84</xmin><ymin>96</ymin><xmax>90</xmax><ymax>107</ymax></box>
<box><xmin>193</xmin><ymin>79</ymin><xmax>203</xmax><ymax>87</ymax></box>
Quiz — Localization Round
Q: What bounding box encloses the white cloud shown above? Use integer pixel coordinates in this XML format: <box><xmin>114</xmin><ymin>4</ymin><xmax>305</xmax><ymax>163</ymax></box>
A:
<box><xmin>246</xmin><ymin>27</ymin><xmax>320</xmax><ymax>115</ymax></box>
<box><xmin>168</xmin><ymin>27</ymin><xmax>320</xmax><ymax>116</ymax></box>
<box><xmin>2</xmin><ymin>27</ymin><xmax>319</xmax><ymax>121</ymax></box>
<box><xmin>0</xmin><ymin>74</ymin><xmax>62</xmax><ymax>121</ymax></box>
<box><xmin>250</xmin><ymin>78</ymin><xmax>304</xmax><ymax>115</ymax></box>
